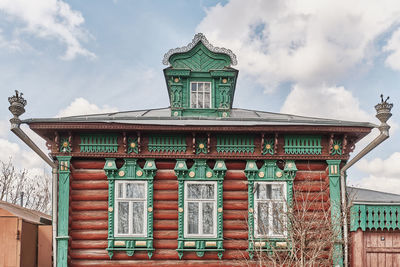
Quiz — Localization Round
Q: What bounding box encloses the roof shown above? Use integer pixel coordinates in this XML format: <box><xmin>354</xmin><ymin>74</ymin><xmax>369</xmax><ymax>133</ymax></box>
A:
<box><xmin>23</xmin><ymin>107</ymin><xmax>377</xmax><ymax>128</ymax></box>
<box><xmin>347</xmin><ymin>186</ymin><xmax>400</xmax><ymax>205</ymax></box>
<box><xmin>0</xmin><ymin>200</ymin><xmax>52</xmax><ymax>225</ymax></box>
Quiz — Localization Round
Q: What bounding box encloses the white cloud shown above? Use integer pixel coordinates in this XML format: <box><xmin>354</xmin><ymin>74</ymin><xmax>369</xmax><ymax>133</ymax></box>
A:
<box><xmin>0</xmin><ymin>0</ymin><xmax>95</xmax><ymax>60</ymax></box>
<box><xmin>354</xmin><ymin>152</ymin><xmax>400</xmax><ymax>194</ymax></box>
<box><xmin>280</xmin><ymin>83</ymin><xmax>372</xmax><ymax>121</ymax></box>
<box><xmin>56</xmin><ymin>97</ymin><xmax>118</xmax><ymax>117</ymax></box>
<box><xmin>383</xmin><ymin>28</ymin><xmax>400</xmax><ymax>71</ymax></box>
<box><xmin>197</xmin><ymin>0</ymin><xmax>400</xmax><ymax>89</ymax></box>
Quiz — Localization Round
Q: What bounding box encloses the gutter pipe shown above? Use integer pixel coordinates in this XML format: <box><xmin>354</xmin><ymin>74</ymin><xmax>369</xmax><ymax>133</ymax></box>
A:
<box><xmin>340</xmin><ymin>96</ymin><xmax>393</xmax><ymax>267</ymax></box>
<box><xmin>8</xmin><ymin>91</ymin><xmax>58</xmax><ymax>267</ymax></box>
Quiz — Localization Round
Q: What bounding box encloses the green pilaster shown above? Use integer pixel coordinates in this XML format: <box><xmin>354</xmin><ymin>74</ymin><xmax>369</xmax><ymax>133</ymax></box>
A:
<box><xmin>56</xmin><ymin>156</ymin><xmax>72</xmax><ymax>267</ymax></box>
<box><xmin>326</xmin><ymin>160</ymin><xmax>343</xmax><ymax>267</ymax></box>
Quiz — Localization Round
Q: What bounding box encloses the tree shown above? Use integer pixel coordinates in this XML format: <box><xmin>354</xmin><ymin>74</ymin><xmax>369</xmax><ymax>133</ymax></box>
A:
<box><xmin>0</xmin><ymin>158</ymin><xmax>51</xmax><ymax>214</ymax></box>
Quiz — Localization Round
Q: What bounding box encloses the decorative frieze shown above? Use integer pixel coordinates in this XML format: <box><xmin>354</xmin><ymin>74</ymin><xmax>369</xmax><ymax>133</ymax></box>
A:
<box><xmin>148</xmin><ymin>134</ymin><xmax>186</xmax><ymax>153</ymax></box>
<box><xmin>216</xmin><ymin>134</ymin><xmax>255</xmax><ymax>154</ymax></box>
<box><xmin>80</xmin><ymin>134</ymin><xmax>119</xmax><ymax>153</ymax></box>
<box><xmin>284</xmin><ymin>135</ymin><xmax>322</xmax><ymax>155</ymax></box>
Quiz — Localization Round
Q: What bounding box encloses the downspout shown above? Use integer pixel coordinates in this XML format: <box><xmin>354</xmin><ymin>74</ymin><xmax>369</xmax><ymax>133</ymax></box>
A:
<box><xmin>341</xmin><ymin>95</ymin><xmax>393</xmax><ymax>267</ymax></box>
<box><xmin>8</xmin><ymin>91</ymin><xmax>58</xmax><ymax>267</ymax></box>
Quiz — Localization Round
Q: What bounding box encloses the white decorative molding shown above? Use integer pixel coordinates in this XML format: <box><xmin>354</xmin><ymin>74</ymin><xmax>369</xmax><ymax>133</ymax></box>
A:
<box><xmin>162</xmin><ymin>33</ymin><xmax>238</xmax><ymax>66</ymax></box>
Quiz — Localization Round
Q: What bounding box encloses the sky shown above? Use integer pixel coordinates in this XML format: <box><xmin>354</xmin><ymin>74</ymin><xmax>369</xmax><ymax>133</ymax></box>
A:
<box><xmin>0</xmin><ymin>0</ymin><xmax>399</xmax><ymax>193</ymax></box>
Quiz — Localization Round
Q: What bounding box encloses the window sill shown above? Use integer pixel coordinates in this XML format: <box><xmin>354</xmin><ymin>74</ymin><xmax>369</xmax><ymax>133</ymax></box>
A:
<box><xmin>107</xmin><ymin>238</ymin><xmax>154</xmax><ymax>259</ymax></box>
<box><xmin>177</xmin><ymin>238</ymin><xmax>224</xmax><ymax>259</ymax></box>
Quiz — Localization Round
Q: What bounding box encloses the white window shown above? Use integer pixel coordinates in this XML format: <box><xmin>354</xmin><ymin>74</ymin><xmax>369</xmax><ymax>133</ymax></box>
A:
<box><xmin>184</xmin><ymin>181</ymin><xmax>217</xmax><ymax>238</ymax></box>
<box><xmin>254</xmin><ymin>182</ymin><xmax>286</xmax><ymax>238</ymax></box>
<box><xmin>190</xmin><ymin>82</ymin><xmax>211</xmax><ymax>108</ymax></box>
<box><xmin>114</xmin><ymin>180</ymin><xmax>147</xmax><ymax>237</ymax></box>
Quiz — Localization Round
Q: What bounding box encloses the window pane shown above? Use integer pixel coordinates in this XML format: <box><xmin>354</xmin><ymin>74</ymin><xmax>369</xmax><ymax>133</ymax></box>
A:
<box><xmin>204</xmin><ymin>82</ymin><xmax>210</xmax><ymax>92</ymax></box>
<box><xmin>202</xmin><ymin>202</ymin><xmax>214</xmax><ymax>235</ymax></box>
<box><xmin>204</xmin><ymin>92</ymin><xmax>210</xmax><ymax>108</ymax></box>
<box><xmin>198</xmin><ymin>82</ymin><xmax>204</xmax><ymax>92</ymax></box>
<box><xmin>117</xmin><ymin>202</ymin><xmax>129</xmax><ymax>234</ymax></box>
<box><xmin>271</xmin><ymin>184</ymin><xmax>283</xmax><ymax>199</ymax></box>
<box><xmin>273</xmin><ymin>202</ymin><xmax>284</xmax><ymax>235</ymax></box>
<box><xmin>188</xmin><ymin>202</ymin><xmax>199</xmax><ymax>234</ymax></box>
<box><xmin>132</xmin><ymin>202</ymin><xmax>144</xmax><ymax>234</ymax></box>
<box><xmin>191</xmin><ymin>83</ymin><xmax>197</xmax><ymax>92</ymax></box>
<box><xmin>117</xmin><ymin>183</ymin><xmax>123</xmax><ymax>198</ymax></box>
<box><xmin>191</xmin><ymin>92</ymin><xmax>197</xmax><ymax>108</ymax></box>
<box><xmin>201</xmin><ymin>184</ymin><xmax>214</xmax><ymax>199</ymax></box>
<box><xmin>257</xmin><ymin>203</ymin><xmax>269</xmax><ymax>236</ymax></box>
<box><xmin>126</xmin><ymin>183</ymin><xmax>145</xmax><ymax>199</ymax></box>
<box><xmin>197</xmin><ymin>94</ymin><xmax>203</xmax><ymax>108</ymax></box>
<box><xmin>257</xmin><ymin>184</ymin><xmax>271</xmax><ymax>200</ymax></box>
<box><xmin>187</xmin><ymin>184</ymin><xmax>201</xmax><ymax>199</ymax></box>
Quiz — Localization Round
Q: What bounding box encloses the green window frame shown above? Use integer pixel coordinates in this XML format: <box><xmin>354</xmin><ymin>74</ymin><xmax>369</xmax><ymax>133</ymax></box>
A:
<box><xmin>104</xmin><ymin>158</ymin><xmax>157</xmax><ymax>259</ymax></box>
<box><xmin>244</xmin><ymin>160</ymin><xmax>297</xmax><ymax>259</ymax></box>
<box><xmin>174</xmin><ymin>159</ymin><xmax>226</xmax><ymax>259</ymax></box>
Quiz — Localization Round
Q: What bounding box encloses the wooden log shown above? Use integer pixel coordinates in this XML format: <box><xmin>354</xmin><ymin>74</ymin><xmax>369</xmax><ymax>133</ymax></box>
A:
<box><xmin>224</xmin><ymin>230</ymin><xmax>248</xmax><ymax>239</ymax></box>
<box><xmin>153</xmin><ymin>210</ymin><xmax>178</xmax><ymax>220</ymax></box>
<box><xmin>153</xmin><ymin>230</ymin><xmax>178</xmax><ymax>239</ymax></box>
<box><xmin>71</xmin><ymin>240</ymin><xmax>107</xmax><ymax>249</ymax></box>
<box><xmin>294</xmin><ymin>181</ymin><xmax>328</xmax><ymax>192</ymax></box>
<box><xmin>295</xmin><ymin>162</ymin><xmax>326</xmax><ymax>171</ymax></box>
<box><xmin>153</xmin><ymin>191</ymin><xmax>177</xmax><ymax>201</ymax></box>
<box><xmin>155</xmin><ymin>170</ymin><xmax>176</xmax><ymax>180</ymax></box>
<box><xmin>294</xmin><ymin>192</ymin><xmax>329</xmax><ymax>202</ymax></box>
<box><xmin>71</xmin><ymin>190</ymin><xmax>108</xmax><ymax>201</ymax></box>
<box><xmin>71</xmin><ymin>201</ymin><xmax>108</xmax><ymax>211</ymax></box>
<box><xmin>223</xmin><ymin>191</ymin><xmax>248</xmax><ymax>200</ymax></box>
<box><xmin>71</xmin><ymin>180</ymin><xmax>108</xmax><ymax>190</ymax></box>
<box><xmin>225</xmin><ymin>161</ymin><xmax>246</xmax><ymax>170</ymax></box>
<box><xmin>295</xmin><ymin>171</ymin><xmax>327</xmax><ymax>181</ymax></box>
<box><xmin>223</xmin><ymin>210</ymin><xmax>247</xmax><ymax>220</ymax></box>
<box><xmin>72</xmin><ymin>171</ymin><xmax>107</xmax><ymax>180</ymax></box>
<box><xmin>70</xmin><ymin>259</ymin><xmax>248</xmax><ymax>267</ymax></box>
<box><xmin>154</xmin><ymin>201</ymin><xmax>178</xmax><ymax>210</ymax></box>
<box><xmin>223</xmin><ymin>240</ymin><xmax>248</xmax><ymax>250</ymax></box>
<box><xmin>153</xmin><ymin>239</ymin><xmax>178</xmax><ymax>249</ymax></box>
<box><xmin>70</xmin><ymin>248</ymin><xmax>248</xmax><ymax>261</ymax></box>
<box><xmin>71</xmin><ymin>220</ymin><xmax>108</xmax><ymax>230</ymax></box>
<box><xmin>70</xmin><ymin>230</ymin><xmax>108</xmax><ymax>240</ymax></box>
<box><xmin>155</xmin><ymin>161</ymin><xmax>176</xmax><ymax>170</ymax></box>
<box><xmin>225</xmin><ymin>170</ymin><xmax>246</xmax><ymax>180</ymax></box>
<box><xmin>71</xmin><ymin>211</ymin><xmax>108</xmax><ymax>221</ymax></box>
<box><xmin>153</xmin><ymin>220</ymin><xmax>178</xmax><ymax>230</ymax></box>
<box><xmin>223</xmin><ymin>200</ymin><xmax>248</xmax><ymax>210</ymax></box>
<box><xmin>294</xmin><ymin>201</ymin><xmax>330</xmax><ymax>212</ymax></box>
<box><xmin>154</xmin><ymin>180</ymin><xmax>178</xmax><ymax>190</ymax></box>
<box><xmin>223</xmin><ymin>180</ymin><xmax>247</xmax><ymax>191</ymax></box>
<box><xmin>72</xmin><ymin>160</ymin><xmax>105</xmax><ymax>169</ymax></box>
<box><xmin>223</xmin><ymin>220</ymin><xmax>248</xmax><ymax>230</ymax></box>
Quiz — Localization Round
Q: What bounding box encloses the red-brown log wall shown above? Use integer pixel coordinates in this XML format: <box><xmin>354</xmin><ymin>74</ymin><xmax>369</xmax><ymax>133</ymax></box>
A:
<box><xmin>69</xmin><ymin>159</ymin><xmax>331</xmax><ymax>267</ymax></box>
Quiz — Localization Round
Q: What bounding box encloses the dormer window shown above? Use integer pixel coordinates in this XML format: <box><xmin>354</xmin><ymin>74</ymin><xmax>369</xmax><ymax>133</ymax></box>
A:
<box><xmin>190</xmin><ymin>82</ymin><xmax>211</xmax><ymax>109</ymax></box>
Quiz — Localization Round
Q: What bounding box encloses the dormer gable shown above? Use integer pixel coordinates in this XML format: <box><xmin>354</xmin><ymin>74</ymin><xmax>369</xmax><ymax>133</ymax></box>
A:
<box><xmin>163</xmin><ymin>33</ymin><xmax>238</xmax><ymax>117</ymax></box>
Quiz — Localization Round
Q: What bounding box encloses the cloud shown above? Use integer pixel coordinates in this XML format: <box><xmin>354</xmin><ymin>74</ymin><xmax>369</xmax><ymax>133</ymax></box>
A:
<box><xmin>0</xmin><ymin>0</ymin><xmax>95</xmax><ymax>60</ymax></box>
<box><xmin>280</xmin><ymin>83</ymin><xmax>372</xmax><ymax>121</ymax></box>
<box><xmin>56</xmin><ymin>97</ymin><xmax>118</xmax><ymax>117</ymax></box>
<box><xmin>383</xmin><ymin>28</ymin><xmax>400</xmax><ymax>71</ymax></box>
<box><xmin>197</xmin><ymin>0</ymin><xmax>400</xmax><ymax>89</ymax></box>
<box><xmin>354</xmin><ymin>152</ymin><xmax>400</xmax><ymax>194</ymax></box>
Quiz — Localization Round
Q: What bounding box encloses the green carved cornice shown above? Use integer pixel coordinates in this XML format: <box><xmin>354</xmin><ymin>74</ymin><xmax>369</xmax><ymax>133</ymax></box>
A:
<box><xmin>148</xmin><ymin>134</ymin><xmax>186</xmax><ymax>153</ymax></box>
<box><xmin>105</xmin><ymin>158</ymin><xmax>156</xmax><ymax>259</ymax></box>
<box><xmin>244</xmin><ymin>160</ymin><xmax>296</xmax><ymax>259</ymax></box>
<box><xmin>284</xmin><ymin>135</ymin><xmax>322</xmax><ymax>155</ymax></box>
<box><xmin>350</xmin><ymin>204</ymin><xmax>400</xmax><ymax>231</ymax></box>
<box><xmin>174</xmin><ymin>159</ymin><xmax>226</xmax><ymax>259</ymax></box>
<box><xmin>56</xmin><ymin>156</ymin><xmax>71</xmax><ymax>267</ymax></box>
<box><xmin>326</xmin><ymin>160</ymin><xmax>343</xmax><ymax>267</ymax></box>
<box><xmin>216</xmin><ymin>134</ymin><xmax>255</xmax><ymax>154</ymax></box>
<box><xmin>80</xmin><ymin>133</ymin><xmax>119</xmax><ymax>153</ymax></box>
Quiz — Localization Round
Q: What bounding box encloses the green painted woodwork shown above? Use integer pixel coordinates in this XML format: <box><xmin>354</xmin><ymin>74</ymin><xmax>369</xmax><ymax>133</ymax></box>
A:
<box><xmin>80</xmin><ymin>134</ymin><xmax>119</xmax><ymax>153</ymax></box>
<box><xmin>216</xmin><ymin>134</ymin><xmax>255</xmax><ymax>154</ymax></box>
<box><xmin>169</xmin><ymin>43</ymin><xmax>231</xmax><ymax>71</ymax></box>
<box><xmin>59</xmin><ymin>137</ymin><xmax>71</xmax><ymax>153</ymax></box>
<box><xmin>164</xmin><ymin>42</ymin><xmax>238</xmax><ymax>118</ymax></box>
<box><xmin>127</xmin><ymin>137</ymin><xmax>139</xmax><ymax>154</ymax></box>
<box><xmin>244</xmin><ymin>160</ymin><xmax>297</xmax><ymax>259</ymax></box>
<box><xmin>174</xmin><ymin>159</ymin><xmax>226</xmax><ymax>259</ymax></box>
<box><xmin>330</xmin><ymin>140</ymin><xmax>343</xmax><ymax>155</ymax></box>
<box><xmin>350</xmin><ymin>204</ymin><xmax>400</xmax><ymax>231</ymax></box>
<box><xmin>284</xmin><ymin>135</ymin><xmax>322</xmax><ymax>155</ymax></box>
<box><xmin>56</xmin><ymin>156</ymin><xmax>71</xmax><ymax>267</ymax></box>
<box><xmin>262</xmin><ymin>138</ymin><xmax>275</xmax><ymax>155</ymax></box>
<box><xmin>326</xmin><ymin>160</ymin><xmax>343</xmax><ymax>267</ymax></box>
<box><xmin>195</xmin><ymin>137</ymin><xmax>208</xmax><ymax>154</ymax></box>
<box><xmin>148</xmin><ymin>134</ymin><xmax>186</xmax><ymax>153</ymax></box>
<box><xmin>104</xmin><ymin>158</ymin><xmax>156</xmax><ymax>259</ymax></box>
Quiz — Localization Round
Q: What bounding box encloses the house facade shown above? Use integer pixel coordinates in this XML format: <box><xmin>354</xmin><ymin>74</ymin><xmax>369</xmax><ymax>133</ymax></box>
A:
<box><xmin>20</xmin><ymin>34</ymin><xmax>377</xmax><ymax>267</ymax></box>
